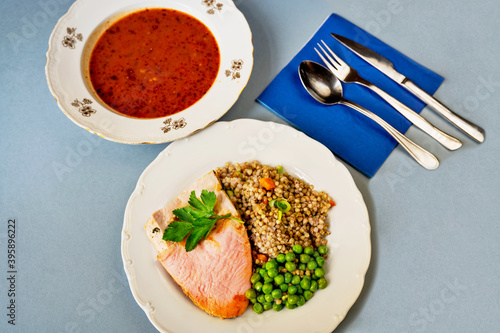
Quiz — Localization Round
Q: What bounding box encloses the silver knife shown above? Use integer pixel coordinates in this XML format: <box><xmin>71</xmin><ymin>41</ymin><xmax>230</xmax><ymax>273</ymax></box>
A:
<box><xmin>331</xmin><ymin>33</ymin><xmax>485</xmax><ymax>143</ymax></box>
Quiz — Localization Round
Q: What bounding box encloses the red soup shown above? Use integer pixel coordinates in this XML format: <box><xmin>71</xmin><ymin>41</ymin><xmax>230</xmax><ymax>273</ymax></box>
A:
<box><xmin>89</xmin><ymin>8</ymin><xmax>220</xmax><ymax>119</ymax></box>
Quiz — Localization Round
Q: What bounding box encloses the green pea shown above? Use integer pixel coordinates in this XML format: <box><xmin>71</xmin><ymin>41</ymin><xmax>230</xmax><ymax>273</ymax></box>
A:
<box><xmin>250</xmin><ymin>298</ymin><xmax>257</xmax><ymax>304</ymax></box>
<box><xmin>253</xmin><ymin>303</ymin><xmax>263</xmax><ymax>314</ymax></box>
<box><xmin>296</xmin><ymin>286</ymin><xmax>303</xmax><ymax>294</ymax></box>
<box><xmin>254</xmin><ymin>281</ymin><xmax>263</xmax><ymax>292</ymax></box>
<box><xmin>299</xmin><ymin>254</ymin><xmax>310</xmax><ymax>263</ymax></box>
<box><xmin>284</xmin><ymin>272</ymin><xmax>293</xmax><ymax>283</ymax></box>
<box><xmin>288</xmin><ymin>285</ymin><xmax>298</xmax><ymax>295</ymax></box>
<box><xmin>310</xmin><ymin>280</ymin><xmax>318</xmax><ymax>292</ymax></box>
<box><xmin>250</xmin><ymin>273</ymin><xmax>261</xmax><ymax>284</ymax></box>
<box><xmin>286</xmin><ymin>302</ymin><xmax>297</xmax><ymax>310</ymax></box>
<box><xmin>318</xmin><ymin>245</ymin><xmax>328</xmax><ymax>255</ymax></box>
<box><xmin>304</xmin><ymin>290</ymin><xmax>313</xmax><ymax>301</ymax></box>
<box><xmin>300</xmin><ymin>278</ymin><xmax>311</xmax><ymax>290</ymax></box>
<box><xmin>262</xmin><ymin>283</ymin><xmax>273</xmax><ymax>294</ymax></box>
<box><xmin>285</xmin><ymin>262</ymin><xmax>296</xmax><ymax>272</ymax></box>
<box><xmin>280</xmin><ymin>283</ymin><xmax>288</xmax><ymax>292</ymax></box>
<box><xmin>259</xmin><ymin>268</ymin><xmax>267</xmax><ymax>277</ymax></box>
<box><xmin>304</xmin><ymin>246</ymin><xmax>314</xmax><ymax>255</ymax></box>
<box><xmin>288</xmin><ymin>294</ymin><xmax>300</xmax><ymax>305</ymax></box>
<box><xmin>273</xmin><ymin>302</ymin><xmax>283</xmax><ymax>312</ymax></box>
<box><xmin>255</xmin><ymin>267</ymin><xmax>261</xmax><ymax>274</ymax></box>
<box><xmin>285</xmin><ymin>252</ymin><xmax>296</xmax><ymax>262</ymax></box>
<box><xmin>291</xmin><ymin>275</ymin><xmax>301</xmax><ymax>285</ymax></box>
<box><xmin>307</xmin><ymin>260</ymin><xmax>318</xmax><ymax>270</ymax></box>
<box><xmin>263</xmin><ymin>302</ymin><xmax>272</xmax><ymax>311</ymax></box>
<box><xmin>265</xmin><ymin>294</ymin><xmax>274</xmax><ymax>303</ymax></box>
<box><xmin>316</xmin><ymin>256</ymin><xmax>325</xmax><ymax>267</ymax></box>
<box><xmin>314</xmin><ymin>268</ymin><xmax>325</xmax><ymax>278</ymax></box>
<box><xmin>267</xmin><ymin>268</ymin><xmax>278</xmax><ymax>278</ymax></box>
<box><xmin>271</xmin><ymin>289</ymin><xmax>283</xmax><ymax>299</ymax></box>
<box><xmin>245</xmin><ymin>288</ymin><xmax>257</xmax><ymax>299</ymax></box>
<box><xmin>303</xmin><ymin>275</ymin><xmax>312</xmax><ymax>281</ymax></box>
<box><xmin>274</xmin><ymin>274</ymin><xmax>284</xmax><ymax>285</ymax></box>
<box><xmin>292</xmin><ymin>244</ymin><xmax>303</xmax><ymax>254</ymax></box>
<box><xmin>318</xmin><ymin>277</ymin><xmax>328</xmax><ymax>289</ymax></box>
<box><xmin>257</xmin><ymin>294</ymin><xmax>266</xmax><ymax>303</ymax></box>
<box><xmin>313</xmin><ymin>251</ymin><xmax>320</xmax><ymax>257</ymax></box>
<box><xmin>298</xmin><ymin>263</ymin><xmax>306</xmax><ymax>271</ymax></box>
<box><xmin>270</xmin><ymin>258</ymin><xmax>278</xmax><ymax>266</ymax></box>
<box><xmin>265</xmin><ymin>260</ymin><xmax>277</xmax><ymax>270</ymax></box>
<box><xmin>297</xmin><ymin>295</ymin><xmax>306</xmax><ymax>306</ymax></box>
<box><xmin>263</xmin><ymin>273</ymin><xmax>274</xmax><ymax>284</ymax></box>
<box><xmin>276</xmin><ymin>253</ymin><xmax>286</xmax><ymax>263</ymax></box>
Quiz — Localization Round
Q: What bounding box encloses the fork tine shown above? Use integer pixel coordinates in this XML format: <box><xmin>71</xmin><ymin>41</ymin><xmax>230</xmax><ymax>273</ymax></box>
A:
<box><xmin>317</xmin><ymin>43</ymin><xmax>341</xmax><ymax>72</ymax></box>
<box><xmin>320</xmin><ymin>40</ymin><xmax>347</xmax><ymax>67</ymax></box>
<box><xmin>314</xmin><ymin>47</ymin><xmax>337</xmax><ymax>74</ymax></box>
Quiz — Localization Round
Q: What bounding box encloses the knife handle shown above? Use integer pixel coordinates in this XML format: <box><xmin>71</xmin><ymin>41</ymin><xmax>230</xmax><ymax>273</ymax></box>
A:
<box><xmin>402</xmin><ymin>79</ymin><xmax>485</xmax><ymax>143</ymax></box>
<box><xmin>362</xmin><ymin>82</ymin><xmax>462</xmax><ymax>150</ymax></box>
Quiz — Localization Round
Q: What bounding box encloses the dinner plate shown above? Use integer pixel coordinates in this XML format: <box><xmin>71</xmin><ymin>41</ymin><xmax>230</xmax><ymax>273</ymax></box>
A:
<box><xmin>122</xmin><ymin>119</ymin><xmax>371</xmax><ymax>332</ymax></box>
<box><xmin>45</xmin><ymin>0</ymin><xmax>253</xmax><ymax>144</ymax></box>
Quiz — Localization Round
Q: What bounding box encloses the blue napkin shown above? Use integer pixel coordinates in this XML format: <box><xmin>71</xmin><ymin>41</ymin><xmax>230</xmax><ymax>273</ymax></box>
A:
<box><xmin>257</xmin><ymin>13</ymin><xmax>444</xmax><ymax>177</ymax></box>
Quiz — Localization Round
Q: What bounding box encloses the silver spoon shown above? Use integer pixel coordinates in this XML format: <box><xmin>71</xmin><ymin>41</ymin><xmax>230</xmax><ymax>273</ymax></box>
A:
<box><xmin>298</xmin><ymin>60</ymin><xmax>439</xmax><ymax>170</ymax></box>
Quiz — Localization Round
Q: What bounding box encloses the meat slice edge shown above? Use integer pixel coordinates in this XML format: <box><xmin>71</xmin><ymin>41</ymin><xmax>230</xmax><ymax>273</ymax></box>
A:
<box><xmin>144</xmin><ymin>171</ymin><xmax>252</xmax><ymax>318</ymax></box>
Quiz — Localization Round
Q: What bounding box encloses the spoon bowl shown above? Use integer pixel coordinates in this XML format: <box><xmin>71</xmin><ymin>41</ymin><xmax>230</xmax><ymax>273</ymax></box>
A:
<box><xmin>299</xmin><ymin>60</ymin><xmax>343</xmax><ymax>105</ymax></box>
<box><xmin>298</xmin><ymin>60</ymin><xmax>439</xmax><ymax>170</ymax></box>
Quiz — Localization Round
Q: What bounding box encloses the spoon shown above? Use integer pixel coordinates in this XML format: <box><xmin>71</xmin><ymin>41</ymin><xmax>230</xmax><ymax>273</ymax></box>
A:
<box><xmin>298</xmin><ymin>60</ymin><xmax>439</xmax><ymax>170</ymax></box>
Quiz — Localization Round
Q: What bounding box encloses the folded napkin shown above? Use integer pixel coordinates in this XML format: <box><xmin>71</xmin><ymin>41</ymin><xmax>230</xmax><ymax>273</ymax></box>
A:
<box><xmin>257</xmin><ymin>13</ymin><xmax>444</xmax><ymax>177</ymax></box>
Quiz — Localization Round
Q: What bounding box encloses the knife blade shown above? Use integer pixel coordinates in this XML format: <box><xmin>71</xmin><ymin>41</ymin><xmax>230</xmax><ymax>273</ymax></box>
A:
<box><xmin>331</xmin><ymin>33</ymin><xmax>485</xmax><ymax>143</ymax></box>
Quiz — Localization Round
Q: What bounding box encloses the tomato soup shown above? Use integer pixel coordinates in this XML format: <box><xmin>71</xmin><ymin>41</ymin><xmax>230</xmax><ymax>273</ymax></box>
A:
<box><xmin>89</xmin><ymin>9</ymin><xmax>220</xmax><ymax>118</ymax></box>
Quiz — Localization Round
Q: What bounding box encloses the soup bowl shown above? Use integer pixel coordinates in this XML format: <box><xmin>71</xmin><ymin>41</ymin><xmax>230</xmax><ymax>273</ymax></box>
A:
<box><xmin>46</xmin><ymin>0</ymin><xmax>253</xmax><ymax>144</ymax></box>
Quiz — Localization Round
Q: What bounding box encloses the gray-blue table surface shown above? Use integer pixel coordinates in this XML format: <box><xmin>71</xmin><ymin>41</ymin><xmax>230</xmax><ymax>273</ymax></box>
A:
<box><xmin>1</xmin><ymin>0</ymin><xmax>499</xmax><ymax>332</ymax></box>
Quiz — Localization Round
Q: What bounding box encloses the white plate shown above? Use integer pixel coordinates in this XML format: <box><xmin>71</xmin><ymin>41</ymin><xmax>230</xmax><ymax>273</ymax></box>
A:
<box><xmin>45</xmin><ymin>0</ymin><xmax>253</xmax><ymax>144</ymax></box>
<box><xmin>122</xmin><ymin>119</ymin><xmax>371</xmax><ymax>332</ymax></box>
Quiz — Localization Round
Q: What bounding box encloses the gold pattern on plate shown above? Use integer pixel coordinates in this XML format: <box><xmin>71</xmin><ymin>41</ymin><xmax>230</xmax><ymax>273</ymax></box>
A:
<box><xmin>62</xmin><ymin>27</ymin><xmax>83</xmax><ymax>48</ymax></box>
<box><xmin>202</xmin><ymin>0</ymin><xmax>223</xmax><ymax>15</ymax></box>
<box><xmin>161</xmin><ymin>118</ymin><xmax>187</xmax><ymax>133</ymax></box>
<box><xmin>225</xmin><ymin>59</ymin><xmax>244</xmax><ymax>80</ymax></box>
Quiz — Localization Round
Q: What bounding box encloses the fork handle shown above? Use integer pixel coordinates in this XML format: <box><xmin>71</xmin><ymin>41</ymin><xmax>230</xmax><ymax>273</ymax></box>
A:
<box><xmin>402</xmin><ymin>79</ymin><xmax>485</xmax><ymax>143</ymax></box>
<box><xmin>339</xmin><ymin>99</ymin><xmax>439</xmax><ymax>170</ymax></box>
<box><xmin>360</xmin><ymin>81</ymin><xmax>462</xmax><ymax>150</ymax></box>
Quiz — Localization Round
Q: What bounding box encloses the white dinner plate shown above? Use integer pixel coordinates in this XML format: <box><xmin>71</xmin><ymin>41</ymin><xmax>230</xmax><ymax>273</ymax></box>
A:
<box><xmin>46</xmin><ymin>0</ymin><xmax>253</xmax><ymax>144</ymax></box>
<box><xmin>122</xmin><ymin>119</ymin><xmax>371</xmax><ymax>332</ymax></box>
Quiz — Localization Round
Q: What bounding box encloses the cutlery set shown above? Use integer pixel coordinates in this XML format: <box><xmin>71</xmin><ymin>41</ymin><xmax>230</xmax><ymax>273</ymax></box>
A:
<box><xmin>299</xmin><ymin>34</ymin><xmax>485</xmax><ymax>170</ymax></box>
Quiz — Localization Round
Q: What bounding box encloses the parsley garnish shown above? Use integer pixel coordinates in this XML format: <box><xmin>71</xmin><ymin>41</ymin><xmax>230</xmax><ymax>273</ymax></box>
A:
<box><xmin>162</xmin><ymin>190</ymin><xmax>244</xmax><ymax>252</ymax></box>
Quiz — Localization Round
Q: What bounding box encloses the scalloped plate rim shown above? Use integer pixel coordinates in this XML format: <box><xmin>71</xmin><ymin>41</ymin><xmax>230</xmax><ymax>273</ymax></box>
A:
<box><xmin>45</xmin><ymin>0</ymin><xmax>254</xmax><ymax>144</ymax></box>
<box><xmin>121</xmin><ymin>119</ymin><xmax>371</xmax><ymax>333</ymax></box>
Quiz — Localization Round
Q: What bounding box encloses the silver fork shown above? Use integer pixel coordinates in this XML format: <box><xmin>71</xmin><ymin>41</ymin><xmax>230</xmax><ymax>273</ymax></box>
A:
<box><xmin>315</xmin><ymin>40</ymin><xmax>462</xmax><ymax>151</ymax></box>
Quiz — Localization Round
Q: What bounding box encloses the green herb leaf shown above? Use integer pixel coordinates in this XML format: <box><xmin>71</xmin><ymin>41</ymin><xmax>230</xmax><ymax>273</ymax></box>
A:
<box><xmin>166</xmin><ymin>190</ymin><xmax>245</xmax><ymax>251</ymax></box>
<box><xmin>200</xmin><ymin>189</ymin><xmax>216</xmax><ymax>211</ymax></box>
<box><xmin>185</xmin><ymin>227</ymin><xmax>210</xmax><ymax>252</ymax></box>
<box><xmin>188</xmin><ymin>190</ymin><xmax>207</xmax><ymax>212</ymax></box>
<box><xmin>162</xmin><ymin>221</ymin><xmax>195</xmax><ymax>242</ymax></box>
<box><xmin>172</xmin><ymin>206</ymin><xmax>196</xmax><ymax>223</ymax></box>
<box><xmin>187</xmin><ymin>207</ymin><xmax>212</xmax><ymax>219</ymax></box>
<box><xmin>193</xmin><ymin>217</ymin><xmax>216</xmax><ymax>239</ymax></box>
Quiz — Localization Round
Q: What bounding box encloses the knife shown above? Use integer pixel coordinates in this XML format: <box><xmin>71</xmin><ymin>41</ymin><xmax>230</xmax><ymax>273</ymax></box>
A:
<box><xmin>331</xmin><ymin>33</ymin><xmax>485</xmax><ymax>143</ymax></box>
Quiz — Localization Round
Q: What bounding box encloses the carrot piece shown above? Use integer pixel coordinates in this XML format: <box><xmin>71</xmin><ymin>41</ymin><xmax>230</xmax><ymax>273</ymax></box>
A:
<box><xmin>256</xmin><ymin>254</ymin><xmax>268</xmax><ymax>262</ymax></box>
<box><xmin>259</xmin><ymin>177</ymin><xmax>276</xmax><ymax>190</ymax></box>
<box><xmin>329</xmin><ymin>199</ymin><xmax>336</xmax><ymax>207</ymax></box>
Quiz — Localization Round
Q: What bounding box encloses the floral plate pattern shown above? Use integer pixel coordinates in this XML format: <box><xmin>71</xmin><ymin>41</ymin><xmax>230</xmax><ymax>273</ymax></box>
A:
<box><xmin>46</xmin><ymin>0</ymin><xmax>253</xmax><ymax>144</ymax></box>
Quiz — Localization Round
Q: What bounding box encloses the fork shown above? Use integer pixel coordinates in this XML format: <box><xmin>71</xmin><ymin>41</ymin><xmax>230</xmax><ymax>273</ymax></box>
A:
<box><xmin>315</xmin><ymin>40</ymin><xmax>462</xmax><ymax>151</ymax></box>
